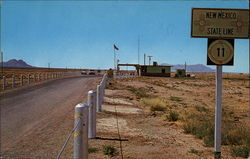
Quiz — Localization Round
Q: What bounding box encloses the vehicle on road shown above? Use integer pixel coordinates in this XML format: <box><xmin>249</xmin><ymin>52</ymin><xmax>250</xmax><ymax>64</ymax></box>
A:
<box><xmin>88</xmin><ymin>70</ymin><xmax>96</xmax><ymax>75</ymax></box>
<box><xmin>80</xmin><ymin>70</ymin><xmax>96</xmax><ymax>75</ymax></box>
<box><xmin>81</xmin><ymin>71</ymin><xmax>88</xmax><ymax>75</ymax></box>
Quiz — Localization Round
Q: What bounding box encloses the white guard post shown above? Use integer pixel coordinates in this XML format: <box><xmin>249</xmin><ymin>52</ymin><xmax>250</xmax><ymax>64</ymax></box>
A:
<box><xmin>100</xmin><ymin>75</ymin><xmax>106</xmax><ymax>103</ymax></box>
<box><xmin>34</xmin><ymin>74</ymin><xmax>36</xmax><ymax>82</ymax></box>
<box><xmin>12</xmin><ymin>75</ymin><xmax>15</xmax><ymax>88</ymax></box>
<box><xmin>88</xmin><ymin>90</ymin><xmax>97</xmax><ymax>138</ymax></box>
<box><xmin>100</xmin><ymin>83</ymin><xmax>103</xmax><ymax>104</ymax></box>
<box><xmin>28</xmin><ymin>74</ymin><xmax>30</xmax><ymax>84</ymax></box>
<box><xmin>74</xmin><ymin>103</ymin><xmax>89</xmax><ymax>159</ymax></box>
<box><xmin>96</xmin><ymin>85</ymin><xmax>101</xmax><ymax>112</ymax></box>
<box><xmin>20</xmin><ymin>74</ymin><xmax>23</xmax><ymax>86</ymax></box>
<box><xmin>2</xmin><ymin>76</ymin><xmax>6</xmax><ymax>90</ymax></box>
<box><xmin>215</xmin><ymin>65</ymin><xmax>222</xmax><ymax>159</ymax></box>
<box><xmin>102</xmin><ymin>84</ymin><xmax>105</xmax><ymax>102</ymax></box>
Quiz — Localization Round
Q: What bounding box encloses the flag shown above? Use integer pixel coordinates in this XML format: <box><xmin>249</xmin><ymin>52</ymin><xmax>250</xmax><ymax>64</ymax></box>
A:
<box><xmin>113</xmin><ymin>44</ymin><xmax>119</xmax><ymax>50</ymax></box>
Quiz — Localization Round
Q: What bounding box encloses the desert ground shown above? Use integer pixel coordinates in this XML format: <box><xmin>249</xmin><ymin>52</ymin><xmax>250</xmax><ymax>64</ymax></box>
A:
<box><xmin>1</xmin><ymin>72</ymin><xmax>249</xmax><ymax>159</ymax></box>
<box><xmin>88</xmin><ymin>73</ymin><xmax>249</xmax><ymax>159</ymax></box>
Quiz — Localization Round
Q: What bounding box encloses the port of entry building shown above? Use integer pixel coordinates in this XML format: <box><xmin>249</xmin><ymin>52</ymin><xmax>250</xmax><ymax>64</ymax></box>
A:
<box><xmin>140</xmin><ymin>65</ymin><xmax>171</xmax><ymax>77</ymax></box>
<box><xmin>118</xmin><ymin>62</ymin><xmax>172</xmax><ymax>77</ymax></box>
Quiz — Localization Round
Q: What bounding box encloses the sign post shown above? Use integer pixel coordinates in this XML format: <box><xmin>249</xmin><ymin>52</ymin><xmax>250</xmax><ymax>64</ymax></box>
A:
<box><xmin>215</xmin><ymin>65</ymin><xmax>222</xmax><ymax>159</ymax></box>
<box><xmin>191</xmin><ymin>7</ymin><xmax>249</xmax><ymax>159</ymax></box>
<box><xmin>207</xmin><ymin>38</ymin><xmax>234</xmax><ymax>158</ymax></box>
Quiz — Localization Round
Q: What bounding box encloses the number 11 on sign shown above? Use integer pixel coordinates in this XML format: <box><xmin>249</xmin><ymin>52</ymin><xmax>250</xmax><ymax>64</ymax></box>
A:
<box><xmin>217</xmin><ymin>48</ymin><xmax>225</xmax><ymax>57</ymax></box>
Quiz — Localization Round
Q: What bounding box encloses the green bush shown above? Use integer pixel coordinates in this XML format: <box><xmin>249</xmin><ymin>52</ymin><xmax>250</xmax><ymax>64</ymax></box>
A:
<box><xmin>88</xmin><ymin>147</ymin><xmax>99</xmax><ymax>153</ymax></box>
<box><xmin>182</xmin><ymin>111</ymin><xmax>250</xmax><ymax>150</ymax></box>
<box><xmin>203</xmin><ymin>135</ymin><xmax>214</xmax><ymax>147</ymax></box>
<box><xmin>231</xmin><ymin>145</ymin><xmax>250</xmax><ymax>158</ymax></box>
<box><xmin>183</xmin><ymin>115</ymin><xmax>214</xmax><ymax>147</ymax></box>
<box><xmin>166</xmin><ymin>111</ymin><xmax>179</xmax><ymax>121</ymax></box>
<box><xmin>189</xmin><ymin>148</ymin><xmax>202</xmax><ymax>155</ymax></box>
<box><xmin>150</xmin><ymin>105</ymin><xmax>166</xmax><ymax>112</ymax></box>
<box><xmin>196</xmin><ymin>121</ymin><xmax>214</xmax><ymax>140</ymax></box>
<box><xmin>182</xmin><ymin>113</ymin><xmax>214</xmax><ymax>147</ymax></box>
<box><xmin>194</xmin><ymin>105</ymin><xmax>209</xmax><ymax>112</ymax></box>
<box><xmin>222</xmin><ymin>123</ymin><xmax>248</xmax><ymax>146</ymax></box>
<box><xmin>126</xmin><ymin>86</ymin><xmax>149</xmax><ymax>98</ymax></box>
<box><xmin>103</xmin><ymin>145</ymin><xmax>118</xmax><ymax>157</ymax></box>
<box><xmin>170</xmin><ymin>96</ymin><xmax>183</xmax><ymax>102</ymax></box>
<box><xmin>183</xmin><ymin>120</ymin><xmax>196</xmax><ymax>134</ymax></box>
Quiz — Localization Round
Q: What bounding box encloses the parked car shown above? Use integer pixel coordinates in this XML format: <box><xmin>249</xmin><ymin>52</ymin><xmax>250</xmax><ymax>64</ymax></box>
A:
<box><xmin>88</xmin><ymin>70</ymin><xmax>96</xmax><ymax>75</ymax></box>
<box><xmin>81</xmin><ymin>71</ymin><xmax>87</xmax><ymax>75</ymax></box>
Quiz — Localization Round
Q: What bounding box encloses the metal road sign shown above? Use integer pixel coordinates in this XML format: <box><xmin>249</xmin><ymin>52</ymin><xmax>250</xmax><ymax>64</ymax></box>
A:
<box><xmin>191</xmin><ymin>8</ymin><xmax>249</xmax><ymax>39</ymax></box>
<box><xmin>207</xmin><ymin>39</ymin><xmax>234</xmax><ymax>65</ymax></box>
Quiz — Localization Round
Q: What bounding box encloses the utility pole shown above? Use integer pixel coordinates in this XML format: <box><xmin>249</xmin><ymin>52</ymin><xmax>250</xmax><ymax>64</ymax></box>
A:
<box><xmin>138</xmin><ymin>36</ymin><xmax>140</xmax><ymax>65</ymax></box>
<box><xmin>1</xmin><ymin>51</ymin><xmax>3</xmax><ymax>75</ymax></box>
<box><xmin>48</xmin><ymin>63</ymin><xmax>50</xmax><ymax>69</ymax></box>
<box><xmin>185</xmin><ymin>61</ymin><xmax>187</xmax><ymax>76</ymax></box>
<box><xmin>113</xmin><ymin>44</ymin><xmax>119</xmax><ymax>70</ymax></box>
<box><xmin>147</xmin><ymin>56</ymin><xmax>153</xmax><ymax>65</ymax></box>
<box><xmin>144</xmin><ymin>53</ymin><xmax>146</xmax><ymax>65</ymax></box>
<box><xmin>117</xmin><ymin>59</ymin><xmax>119</xmax><ymax>70</ymax></box>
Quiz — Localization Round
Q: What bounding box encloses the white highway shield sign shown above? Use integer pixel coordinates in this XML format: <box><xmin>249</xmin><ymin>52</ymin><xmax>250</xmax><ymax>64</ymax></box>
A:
<box><xmin>208</xmin><ymin>40</ymin><xmax>234</xmax><ymax>65</ymax></box>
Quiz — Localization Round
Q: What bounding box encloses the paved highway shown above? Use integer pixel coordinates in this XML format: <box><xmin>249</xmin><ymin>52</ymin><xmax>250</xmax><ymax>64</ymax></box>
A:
<box><xmin>0</xmin><ymin>75</ymin><xmax>100</xmax><ymax>158</ymax></box>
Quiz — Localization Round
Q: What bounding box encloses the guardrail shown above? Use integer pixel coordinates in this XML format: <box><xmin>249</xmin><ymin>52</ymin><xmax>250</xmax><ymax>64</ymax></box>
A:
<box><xmin>56</xmin><ymin>73</ymin><xmax>107</xmax><ymax>159</ymax></box>
<box><xmin>1</xmin><ymin>72</ymin><xmax>84</xmax><ymax>91</ymax></box>
<box><xmin>1</xmin><ymin>72</ymin><xmax>63</xmax><ymax>90</ymax></box>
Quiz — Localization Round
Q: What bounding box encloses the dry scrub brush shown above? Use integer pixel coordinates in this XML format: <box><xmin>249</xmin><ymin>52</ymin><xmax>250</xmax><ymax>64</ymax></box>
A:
<box><xmin>141</xmin><ymin>97</ymin><xmax>167</xmax><ymax>112</ymax></box>
<box><xmin>182</xmin><ymin>106</ymin><xmax>250</xmax><ymax>158</ymax></box>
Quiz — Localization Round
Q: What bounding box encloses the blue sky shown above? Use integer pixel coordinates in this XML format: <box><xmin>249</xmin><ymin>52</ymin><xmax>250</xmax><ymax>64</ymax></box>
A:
<box><xmin>1</xmin><ymin>1</ymin><xmax>249</xmax><ymax>72</ymax></box>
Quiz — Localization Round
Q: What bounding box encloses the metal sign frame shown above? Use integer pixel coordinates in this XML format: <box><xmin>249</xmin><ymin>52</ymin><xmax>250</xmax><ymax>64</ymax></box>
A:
<box><xmin>191</xmin><ymin>8</ymin><xmax>250</xmax><ymax>39</ymax></box>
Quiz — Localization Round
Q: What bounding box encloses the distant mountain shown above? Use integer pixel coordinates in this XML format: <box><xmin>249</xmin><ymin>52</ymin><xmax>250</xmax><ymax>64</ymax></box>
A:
<box><xmin>161</xmin><ymin>63</ymin><xmax>215</xmax><ymax>73</ymax></box>
<box><xmin>0</xmin><ymin>59</ymin><xmax>34</xmax><ymax>68</ymax></box>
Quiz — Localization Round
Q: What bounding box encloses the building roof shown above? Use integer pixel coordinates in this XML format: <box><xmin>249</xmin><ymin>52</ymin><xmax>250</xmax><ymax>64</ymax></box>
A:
<box><xmin>117</xmin><ymin>64</ymin><xmax>139</xmax><ymax>67</ymax></box>
<box><xmin>142</xmin><ymin>65</ymin><xmax>172</xmax><ymax>67</ymax></box>
<box><xmin>117</xmin><ymin>64</ymin><xmax>172</xmax><ymax>67</ymax></box>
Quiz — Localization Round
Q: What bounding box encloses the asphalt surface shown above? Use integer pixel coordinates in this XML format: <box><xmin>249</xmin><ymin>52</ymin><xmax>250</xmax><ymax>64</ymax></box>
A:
<box><xmin>0</xmin><ymin>75</ymin><xmax>99</xmax><ymax>157</ymax></box>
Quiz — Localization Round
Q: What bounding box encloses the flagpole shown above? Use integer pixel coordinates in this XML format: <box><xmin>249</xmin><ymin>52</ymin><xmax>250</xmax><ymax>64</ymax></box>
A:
<box><xmin>138</xmin><ymin>36</ymin><xmax>140</xmax><ymax>65</ymax></box>
<box><xmin>114</xmin><ymin>48</ymin><xmax>116</xmax><ymax>70</ymax></box>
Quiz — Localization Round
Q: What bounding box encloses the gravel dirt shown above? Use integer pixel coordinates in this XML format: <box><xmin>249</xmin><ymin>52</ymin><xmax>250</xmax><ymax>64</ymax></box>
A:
<box><xmin>90</xmin><ymin>89</ymin><xmax>213</xmax><ymax>159</ymax></box>
<box><xmin>88</xmin><ymin>75</ymin><xmax>249</xmax><ymax>159</ymax></box>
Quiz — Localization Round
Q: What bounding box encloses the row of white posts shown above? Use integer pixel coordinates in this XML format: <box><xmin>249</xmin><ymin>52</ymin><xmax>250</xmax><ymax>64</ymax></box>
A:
<box><xmin>73</xmin><ymin>74</ymin><xmax>107</xmax><ymax>159</ymax></box>
<box><xmin>2</xmin><ymin>72</ymin><xmax>64</xmax><ymax>90</ymax></box>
